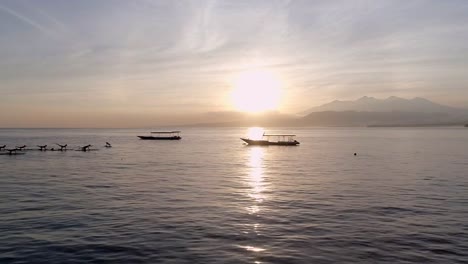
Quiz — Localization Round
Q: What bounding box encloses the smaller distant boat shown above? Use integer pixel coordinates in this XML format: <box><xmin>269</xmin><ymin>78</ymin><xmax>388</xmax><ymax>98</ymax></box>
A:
<box><xmin>138</xmin><ymin>131</ymin><xmax>182</xmax><ymax>140</ymax></box>
<box><xmin>241</xmin><ymin>133</ymin><xmax>300</xmax><ymax>146</ymax></box>
<box><xmin>465</xmin><ymin>124</ymin><xmax>468</xmax><ymax>127</ymax></box>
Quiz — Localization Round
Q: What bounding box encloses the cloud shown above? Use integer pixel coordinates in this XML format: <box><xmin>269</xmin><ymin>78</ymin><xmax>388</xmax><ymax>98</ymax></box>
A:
<box><xmin>0</xmin><ymin>3</ymin><xmax>53</xmax><ymax>35</ymax></box>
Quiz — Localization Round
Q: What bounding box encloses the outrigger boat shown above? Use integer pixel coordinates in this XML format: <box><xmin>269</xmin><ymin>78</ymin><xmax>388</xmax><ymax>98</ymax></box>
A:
<box><xmin>138</xmin><ymin>131</ymin><xmax>181</xmax><ymax>140</ymax></box>
<box><xmin>241</xmin><ymin>133</ymin><xmax>300</xmax><ymax>146</ymax></box>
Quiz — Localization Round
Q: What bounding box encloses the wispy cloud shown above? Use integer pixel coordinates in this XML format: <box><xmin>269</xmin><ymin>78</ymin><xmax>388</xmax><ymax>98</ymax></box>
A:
<box><xmin>0</xmin><ymin>3</ymin><xmax>53</xmax><ymax>35</ymax></box>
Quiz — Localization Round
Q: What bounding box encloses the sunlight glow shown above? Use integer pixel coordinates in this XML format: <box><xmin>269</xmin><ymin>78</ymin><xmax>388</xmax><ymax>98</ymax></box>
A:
<box><xmin>247</xmin><ymin>127</ymin><xmax>265</xmax><ymax>140</ymax></box>
<box><xmin>231</xmin><ymin>70</ymin><xmax>282</xmax><ymax>113</ymax></box>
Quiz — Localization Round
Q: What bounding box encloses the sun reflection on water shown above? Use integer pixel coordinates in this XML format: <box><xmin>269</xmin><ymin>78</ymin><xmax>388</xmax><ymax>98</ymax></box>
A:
<box><xmin>238</xmin><ymin>245</ymin><xmax>266</xmax><ymax>252</ymax></box>
<box><xmin>239</xmin><ymin>143</ymin><xmax>269</xmax><ymax>257</ymax></box>
<box><xmin>247</xmin><ymin>147</ymin><xmax>266</xmax><ymax>205</ymax></box>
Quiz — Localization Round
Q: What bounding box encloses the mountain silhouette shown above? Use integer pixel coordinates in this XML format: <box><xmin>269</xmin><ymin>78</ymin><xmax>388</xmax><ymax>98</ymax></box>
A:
<box><xmin>301</xmin><ymin>96</ymin><xmax>468</xmax><ymax>115</ymax></box>
<box><xmin>189</xmin><ymin>97</ymin><xmax>468</xmax><ymax>127</ymax></box>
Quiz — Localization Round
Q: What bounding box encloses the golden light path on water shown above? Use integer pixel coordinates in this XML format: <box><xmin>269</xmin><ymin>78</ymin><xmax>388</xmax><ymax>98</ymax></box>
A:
<box><xmin>238</xmin><ymin>144</ymin><xmax>267</xmax><ymax>255</ymax></box>
<box><xmin>247</xmin><ymin>147</ymin><xmax>266</xmax><ymax>210</ymax></box>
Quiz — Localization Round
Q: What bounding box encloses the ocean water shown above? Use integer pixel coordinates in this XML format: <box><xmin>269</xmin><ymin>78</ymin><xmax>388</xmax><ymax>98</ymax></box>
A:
<box><xmin>1</xmin><ymin>127</ymin><xmax>468</xmax><ymax>263</ymax></box>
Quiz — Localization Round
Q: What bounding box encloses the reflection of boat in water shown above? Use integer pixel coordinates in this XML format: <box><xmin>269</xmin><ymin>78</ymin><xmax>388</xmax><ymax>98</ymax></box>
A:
<box><xmin>0</xmin><ymin>149</ymin><xmax>26</xmax><ymax>155</ymax></box>
<box><xmin>241</xmin><ymin>133</ymin><xmax>300</xmax><ymax>146</ymax></box>
<box><xmin>138</xmin><ymin>131</ymin><xmax>182</xmax><ymax>140</ymax></box>
<box><xmin>0</xmin><ymin>152</ymin><xmax>26</xmax><ymax>155</ymax></box>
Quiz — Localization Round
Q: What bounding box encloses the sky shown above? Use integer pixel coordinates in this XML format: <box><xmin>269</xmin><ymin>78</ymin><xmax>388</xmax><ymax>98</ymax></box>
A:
<box><xmin>1</xmin><ymin>0</ymin><xmax>468</xmax><ymax>127</ymax></box>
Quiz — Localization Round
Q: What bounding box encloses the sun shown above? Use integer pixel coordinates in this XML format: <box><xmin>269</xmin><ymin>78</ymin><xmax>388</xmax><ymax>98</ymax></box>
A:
<box><xmin>230</xmin><ymin>69</ymin><xmax>282</xmax><ymax>113</ymax></box>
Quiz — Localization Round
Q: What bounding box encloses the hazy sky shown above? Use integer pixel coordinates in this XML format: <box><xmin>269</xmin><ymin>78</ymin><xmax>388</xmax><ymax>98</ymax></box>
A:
<box><xmin>1</xmin><ymin>0</ymin><xmax>468</xmax><ymax>127</ymax></box>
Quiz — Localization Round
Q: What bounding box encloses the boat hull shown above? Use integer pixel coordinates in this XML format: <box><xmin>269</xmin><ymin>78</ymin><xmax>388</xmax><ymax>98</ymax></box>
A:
<box><xmin>138</xmin><ymin>136</ymin><xmax>181</xmax><ymax>140</ymax></box>
<box><xmin>240</xmin><ymin>138</ymin><xmax>299</xmax><ymax>146</ymax></box>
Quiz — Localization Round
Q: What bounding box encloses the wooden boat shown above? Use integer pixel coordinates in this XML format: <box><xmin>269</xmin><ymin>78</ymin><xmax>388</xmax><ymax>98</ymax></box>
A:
<box><xmin>138</xmin><ymin>131</ymin><xmax>182</xmax><ymax>140</ymax></box>
<box><xmin>241</xmin><ymin>133</ymin><xmax>300</xmax><ymax>146</ymax></box>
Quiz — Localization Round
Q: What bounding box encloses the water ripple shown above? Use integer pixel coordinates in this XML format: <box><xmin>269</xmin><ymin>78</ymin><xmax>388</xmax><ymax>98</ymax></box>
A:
<box><xmin>1</xmin><ymin>128</ymin><xmax>468</xmax><ymax>263</ymax></box>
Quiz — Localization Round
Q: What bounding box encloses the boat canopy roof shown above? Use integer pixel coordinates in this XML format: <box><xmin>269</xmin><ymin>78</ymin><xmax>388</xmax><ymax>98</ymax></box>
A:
<box><xmin>264</xmin><ymin>134</ymin><xmax>296</xmax><ymax>136</ymax></box>
<box><xmin>151</xmin><ymin>131</ymin><xmax>181</xmax><ymax>134</ymax></box>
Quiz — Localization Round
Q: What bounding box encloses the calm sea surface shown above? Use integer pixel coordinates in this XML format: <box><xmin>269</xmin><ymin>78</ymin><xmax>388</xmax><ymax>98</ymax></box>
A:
<box><xmin>1</xmin><ymin>127</ymin><xmax>468</xmax><ymax>263</ymax></box>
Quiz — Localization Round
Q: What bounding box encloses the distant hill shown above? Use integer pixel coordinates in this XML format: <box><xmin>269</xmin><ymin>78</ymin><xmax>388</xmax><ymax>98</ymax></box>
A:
<box><xmin>188</xmin><ymin>111</ymin><xmax>468</xmax><ymax>127</ymax></box>
<box><xmin>294</xmin><ymin>96</ymin><xmax>468</xmax><ymax>127</ymax></box>
<box><xmin>186</xmin><ymin>97</ymin><xmax>468</xmax><ymax>127</ymax></box>
<box><xmin>302</xmin><ymin>96</ymin><xmax>468</xmax><ymax>116</ymax></box>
